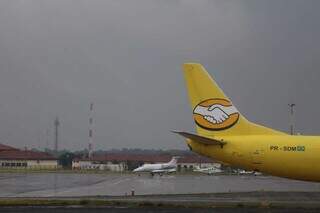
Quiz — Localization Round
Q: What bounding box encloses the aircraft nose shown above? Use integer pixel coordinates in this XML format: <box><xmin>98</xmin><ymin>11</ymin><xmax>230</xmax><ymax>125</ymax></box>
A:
<box><xmin>133</xmin><ymin>168</ymin><xmax>139</xmax><ymax>172</ymax></box>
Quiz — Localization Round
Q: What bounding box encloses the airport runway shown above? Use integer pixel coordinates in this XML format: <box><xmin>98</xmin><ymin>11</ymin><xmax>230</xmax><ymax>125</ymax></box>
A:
<box><xmin>0</xmin><ymin>173</ymin><xmax>320</xmax><ymax>197</ymax></box>
<box><xmin>1</xmin><ymin>173</ymin><xmax>320</xmax><ymax>212</ymax></box>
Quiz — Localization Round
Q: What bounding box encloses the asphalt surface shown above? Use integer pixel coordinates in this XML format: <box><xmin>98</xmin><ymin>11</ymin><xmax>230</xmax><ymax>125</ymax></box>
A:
<box><xmin>1</xmin><ymin>173</ymin><xmax>320</xmax><ymax>197</ymax></box>
<box><xmin>1</xmin><ymin>173</ymin><xmax>320</xmax><ymax>212</ymax></box>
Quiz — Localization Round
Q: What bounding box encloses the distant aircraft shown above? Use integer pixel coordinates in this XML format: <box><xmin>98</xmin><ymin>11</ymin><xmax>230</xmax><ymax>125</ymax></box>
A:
<box><xmin>237</xmin><ymin>169</ymin><xmax>263</xmax><ymax>176</ymax></box>
<box><xmin>133</xmin><ymin>157</ymin><xmax>179</xmax><ymax>176</ymax></box>
<box><xmin>237</xmin><ymin>169</ymin><xmax>254</xmax><ymax>175</ymax></box>
<box><xmin>174</xmin><ymin>63</ymin><xmax>320</xmax><ymax>182</ymax></box>
<box><xmin>193</xmin><ymin>166</ymin><xmax>222</xmax><ymax>175</ymax></box>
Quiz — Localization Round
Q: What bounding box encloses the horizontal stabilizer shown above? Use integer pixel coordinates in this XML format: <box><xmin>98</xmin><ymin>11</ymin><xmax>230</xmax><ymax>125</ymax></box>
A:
<box><xmin>172</xmin><ymin>131</ymin><xmax>226</xmax><ymax>146</ymax></box>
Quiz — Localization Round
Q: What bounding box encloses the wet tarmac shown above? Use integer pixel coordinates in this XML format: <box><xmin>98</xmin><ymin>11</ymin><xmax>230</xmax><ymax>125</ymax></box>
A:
<box><xmin>0</xmin><ymin>173</ymin><xmax>320</xmax><ymax>197</ymax></box>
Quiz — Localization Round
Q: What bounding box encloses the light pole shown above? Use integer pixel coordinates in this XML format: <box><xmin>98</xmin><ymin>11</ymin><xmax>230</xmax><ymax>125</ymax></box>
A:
<box><xmin>54</xmin><ymin>117</ymin><xmax>60</xmax><ymax>153</ymax></box>
<box><xmin>288</xmin><ymin>104</ymin><xmax>296</xmax><ymax>135</ymax></box>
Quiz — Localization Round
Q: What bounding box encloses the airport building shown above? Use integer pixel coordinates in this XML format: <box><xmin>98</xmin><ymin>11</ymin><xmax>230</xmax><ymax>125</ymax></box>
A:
<box><xmin>72</xmin><ymin>157</ymin><xmax>126</xmax><ymax>172</ymax></box>
<box><xmin>177</xmin><ymin>157</ymin><xmax>221</xmax><ymax>172</ymax></box>
<box><xmin>0</xmin><ymin>144</ymin><xmax>58</xmax><ymax>169</ymax></box>
<box><xmin>72</xmin><ymin>154</ymin><xmax>219</xmax><ymax>172</ymax></box>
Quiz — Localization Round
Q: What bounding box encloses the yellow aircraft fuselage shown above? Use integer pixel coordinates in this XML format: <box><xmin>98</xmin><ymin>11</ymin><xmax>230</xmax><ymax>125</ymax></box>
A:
<box><xmin>181</xmin><ymin>63</ymin><xmax>320</xmax><ymax>182</ymax></box>
<box><xmin>188</xmin><ymin>135</ymin><xmax>320</xmax><ymax>182</ymax></box>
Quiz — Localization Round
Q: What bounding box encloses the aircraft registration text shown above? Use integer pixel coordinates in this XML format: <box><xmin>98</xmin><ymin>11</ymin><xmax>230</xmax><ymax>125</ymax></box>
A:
<box><xmin>270</xmin><ymin>146</ymin><xmax>305</xmax><ymax>152</ymax></box>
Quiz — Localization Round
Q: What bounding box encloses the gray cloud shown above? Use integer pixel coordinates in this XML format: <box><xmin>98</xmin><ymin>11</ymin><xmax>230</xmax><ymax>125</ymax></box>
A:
<box><xmin>0</xmin><ymin>0</ymin><xmax>319</xmax><ymax>150</ymax></box>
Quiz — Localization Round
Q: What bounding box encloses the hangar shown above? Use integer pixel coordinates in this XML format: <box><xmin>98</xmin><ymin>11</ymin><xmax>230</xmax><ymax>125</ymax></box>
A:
<box><xmin>0</xmin><ymin>144</ymin><xmax>58</xmax><ymax>169</ymax></box>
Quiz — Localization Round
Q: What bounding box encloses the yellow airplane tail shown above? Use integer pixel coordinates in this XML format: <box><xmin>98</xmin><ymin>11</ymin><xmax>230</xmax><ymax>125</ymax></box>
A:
<box><xmin>183</xmin><ymin>63</ymin><xmax>285</xmax><ymax>137</ymax></box>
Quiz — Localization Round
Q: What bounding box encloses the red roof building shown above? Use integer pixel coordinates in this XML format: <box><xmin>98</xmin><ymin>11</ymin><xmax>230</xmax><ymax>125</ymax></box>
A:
<box><xmin>0</xmin><ymin>144</ymin><xmax>56</xmax><ymax>160</ymax></box>
<box><xmin>0</xmin><ymin>150</ymin><xmax>56</xmax><ymax>160</ymax></box>
<box><xmin>0</xmin><ymin>144</ymin><xmax>18</xmax><ymax>152</ymax></box>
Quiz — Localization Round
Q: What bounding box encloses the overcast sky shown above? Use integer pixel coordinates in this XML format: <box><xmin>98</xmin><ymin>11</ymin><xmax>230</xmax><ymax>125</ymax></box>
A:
<box><xmin>0</xmin><ymin>0</ymin><xmax>320</xmax><ymax>150</ymax></box>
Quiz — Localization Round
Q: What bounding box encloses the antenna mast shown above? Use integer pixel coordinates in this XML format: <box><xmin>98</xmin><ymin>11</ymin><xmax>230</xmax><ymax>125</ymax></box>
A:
<box><xmin>88</xmin><ymin>102</ymin><xmax>94</xmax><ymax>159</ymax></box>
<box><xmin>54</xmin><ymin>117</ymin><xmax>60</xmax><ymax>153</ymax></box>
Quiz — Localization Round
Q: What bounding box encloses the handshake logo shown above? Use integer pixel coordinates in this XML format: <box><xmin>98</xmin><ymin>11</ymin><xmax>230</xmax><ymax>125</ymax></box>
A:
<box><xmin>193</xmin><ymin>99</ymin><xmax>240</xmax><ymax>130</ymax></box>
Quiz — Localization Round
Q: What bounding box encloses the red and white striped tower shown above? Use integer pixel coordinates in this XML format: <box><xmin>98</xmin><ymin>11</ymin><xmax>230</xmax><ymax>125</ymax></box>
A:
<box><xmin>88</xmin><ymin>102</ymin><xmax>94</xmax><ymax>159</ymax></box>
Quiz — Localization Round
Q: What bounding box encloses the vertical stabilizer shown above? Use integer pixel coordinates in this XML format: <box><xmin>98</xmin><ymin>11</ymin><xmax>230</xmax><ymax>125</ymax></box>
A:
<box><xmin>168</xmin><ymin>156</ymin><xmax>179</xmax><ymax>165</ymax></box>
<box><xmin>182</xmin><ymin>63</ymin><xmax>285</xmax><ymax>136</ymax></box>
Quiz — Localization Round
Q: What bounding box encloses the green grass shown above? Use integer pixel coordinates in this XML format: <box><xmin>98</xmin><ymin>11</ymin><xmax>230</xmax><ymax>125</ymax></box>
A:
<box><xmin>0</xmin><ymin>199</ymin><xmax>118</xmax><ymax>207</ymax></box>
<box><xmin>0</xmin><ymin>198</ymin><xmax>316</xmax><ymax>209</ymax></box>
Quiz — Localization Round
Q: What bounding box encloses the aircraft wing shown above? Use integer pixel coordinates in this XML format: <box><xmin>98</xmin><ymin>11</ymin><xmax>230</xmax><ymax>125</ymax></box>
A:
<box><xmin>172</xmin><ymin>131</ymin><xmax>227</xmax><ymax>146</ymax></box>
